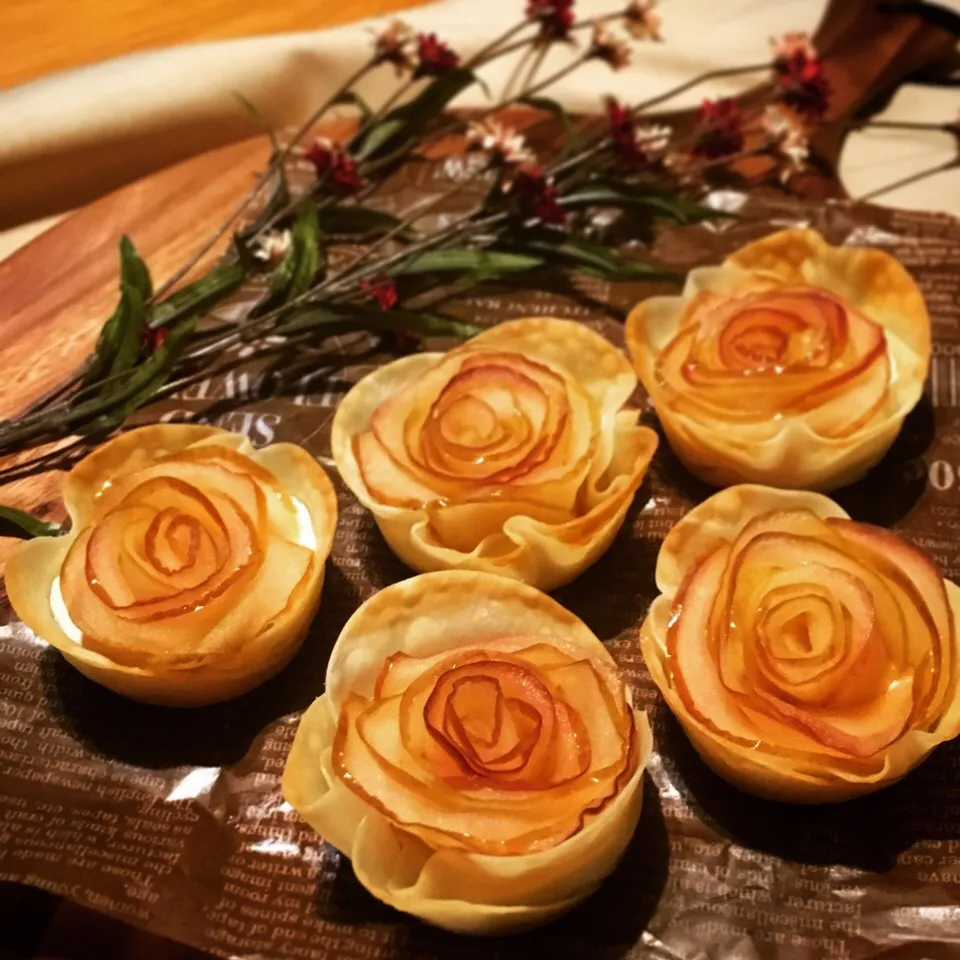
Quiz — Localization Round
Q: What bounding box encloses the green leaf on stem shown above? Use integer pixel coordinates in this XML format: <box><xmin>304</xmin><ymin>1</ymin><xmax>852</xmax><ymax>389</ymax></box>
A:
<box><xmin>269</xmin><ymin>202</ymin><xmax>324</xmax><ymax>300</ymax></box>
<box><xmin>354</xmin><ymin>118</ymin><xmax>407</xmax><ymax>162</ymax></box>
<box><xmin>391</xmin><ymin>248</ymin><xmax>542</xmax><ymax>278</ymax></box>
<box><xmin>82</xmin><ymin>317</ymin><xmax>198</xmax><ymax>435</ymax></box>
<box><xmin>82</xmin><ymin>237</ymin><xmax>153</xmax><ymax>390</ymax></box>
<box><xmin>520</xmin><ymin>96</ymin><xmax>579</xmax><ymax>154</ymax></box>
<box><xmin>275</xmin><ymin>303</ymin><xmax>479</xmax><ymax>340</ymax></box>
<box><xmin>318</xmin><ymin>205</ymin><xmax>408</xmax><ymax>238</ymax></box>
<box><xmin>149</xmin><ymin>260</ymin><xmax>246</xmax><ymax>330</ymax></box>
<box><xmin>562</xmin><ymin>182</ymin><xmax>725</xmax><ymax>225</ymax></box>
<box><xmin>0</xmin><ymin>506</ymin><xmax>61</xmax><ymax>539</ymax></box>
<box><xmin>354</xmin><ymin>68</ymin><xmax>478</xmax><ymax>161</ymax></box>
<box><xmin>272</xmin><ymin>306</ymin><xmax>341</xmax><ymax>337</ymax></box>
<box><xmin>119</xmin><ymin>235</ymin><xmax>153</xmax><ymax>301</ymax></box>
<box><xmin>526</xmin><ymin>235</ymin><xmax>679</xmax><ymax>280</ymax></box>
<box><xmin>333</xmin><ymin>89</ymin><xmax>375</xmax><ymax>121</ymax></box>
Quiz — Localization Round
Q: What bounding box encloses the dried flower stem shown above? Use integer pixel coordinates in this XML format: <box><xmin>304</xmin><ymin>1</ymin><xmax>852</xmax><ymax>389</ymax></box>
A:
<box><xmin>502</xmin><ymin>45</ymin><xmax>539</xmax><ymax>102</ymax></box>
<box><xmin>860</xmin><ymin>119</ymin><xmax>953</xmax><ymax>133</ymax></box>
<box><xmin>150</xmin><ymin>57</ymin><xmax>377</xmax><ymax>303</ymax></box>
<box><xmin>857</xmin><ymin>159</ymin><xmax>957</xmax><ymax>203</ymax></box>
<box><xmin>467</xmin><ymin>19</ymin><xmax>534</xmax><ymax>67</ymax></box>
<box><xmin>630</xmin><ymin>62</ymin><xmax>769</xmax><ymax>116</ymax></box>
<box><xmin>550</xmin><ymin>61</ymin><xmax>771</xmax><ymax>178</ymax></box>
<box><xmin>523</xmin><ymin>41</ymin><xmax>551</xmax><ymax>90</ymax></box>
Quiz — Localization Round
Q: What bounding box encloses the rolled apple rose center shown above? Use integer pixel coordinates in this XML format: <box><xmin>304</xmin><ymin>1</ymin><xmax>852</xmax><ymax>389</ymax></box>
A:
<box><xmin>726</xmin><ymin>321</ymin><xmax>790</xmax><ymax>367</ymax></box>
<box><xmin>426</xmin><ymin>365</ymin><xmax>553</xmax><ymax>462</ymax></box>
<box><xmin>75</xmin><ymin>473</ymin><xmax>259</xmax><ymax>617</ymax></box>
<box><xmin>756</xmin><ymin>592</ymin><xmax>855</xmax><ymax>689</ymax></box>
<box><xmin>145</xmin><ymin>510</ymin><xmax>205</xmax><ymax>574</ymax></box>
<box><xmin>658</xmin><ymin>289</ymin><xmax>891</xmax><ymax>436</ymax></box>
<box><xmin>435</xmin><ymin>396</ymin><xmax>501</xmax><ymax>448</ymax></box>
<box><xmin>423</xmin><ymin>660</ymin><xmax>572</xmax><ymax>783</ymax></box>
<box><xmin>701</xmin><ymin>296</ymin><xmax>843</xmax><ymax>375</ymax></box>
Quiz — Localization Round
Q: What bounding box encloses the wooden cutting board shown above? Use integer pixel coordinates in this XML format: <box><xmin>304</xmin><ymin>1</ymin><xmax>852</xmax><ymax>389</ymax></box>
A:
<box><xmin>0</xmin><ymin>135</ymin><xmax>272</xmax><ymax>528</ymax></box>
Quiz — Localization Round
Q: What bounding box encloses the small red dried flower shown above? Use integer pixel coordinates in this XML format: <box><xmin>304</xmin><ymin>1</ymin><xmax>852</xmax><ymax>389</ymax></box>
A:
<box><xmin>361</xmin><ymin>278</ymin><xmax>399</xmax><ymax>311</ymax></box>
<box><xmin>771</xmin><ymin>33</ymin><xmax>819</xmax><ymax>84</ymax></box>
<box><xmin>606</xmin><ymin>97</ymin><xmax>670</xmax><ymax>165</ymax></box>
<box><xmin>414</xmin><ymin>33</ymin><xmax>460</xmax><ymax>78</ymax></box>
<box><xmin>607</xmin><ymin>96</ymin><xmax>642</xmax><ymax>164</ymax></box>
<box><xmin>692</xmin><ymin>98</ymin><xmax>744</xmax><ymax>159</ymax></box>
<box><xmin>305</xmin><ymin>139</ymin><xmax>364</xmax><ymax>195</ymax></box>
<box><xmin>144</xmin><ymin>326</ymin><xmax>167</xmax><ymax>353</ymax></box>
<box><xmin>373</xmin><ymin>19</ymin><xmax>416</xmax><ymax>75</ymax></box>
<box><xmin>526</xmin><ymin>0</ymin><xmax>575</xmax><ymax>40</ymax></box>
<box><xmin>771</xmin><ymin>32</ymin><xmax>830</xmax><ymax>121</ymax></box>
<box><xmin>508</xmin><ymin>166</ymin><xmax>566</xmax><ymax>225</ymax></box>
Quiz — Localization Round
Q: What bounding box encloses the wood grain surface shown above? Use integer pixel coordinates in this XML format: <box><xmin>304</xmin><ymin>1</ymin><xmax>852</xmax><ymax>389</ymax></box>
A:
<box><xmin>0</xmin><ymin>135</ymin><xmax>272</xmax><ymax>555</ymax></box>
<box><xmin>0</xmin><ymin>0</ymin><xmax>423</xmax><ymax>90</ymax></box>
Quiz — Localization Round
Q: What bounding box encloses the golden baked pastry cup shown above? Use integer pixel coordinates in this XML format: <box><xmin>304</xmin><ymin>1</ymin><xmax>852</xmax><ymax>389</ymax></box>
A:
<box><xmin>6</xmin><ymin>424</ymin><xmax>338</xmax><ymax>707</ymax></box>
<box><xmin>284</xmin><ymin>570</ymin><xmax>652</xmax><ymax>934</ymax></box>
<box><xmin>332</xmin><ymin>318</ymin><xmax>658</xmax><ymax>590</ymax></box>
<box><xmin>641</xmin><ymin>485</ymin><xmax>960</xmax><ymax>802</ymax></box>
<box><xmin>626</xmin><ymin>228</ymin><xmax>930</xmax><ymax>491</ymax></box>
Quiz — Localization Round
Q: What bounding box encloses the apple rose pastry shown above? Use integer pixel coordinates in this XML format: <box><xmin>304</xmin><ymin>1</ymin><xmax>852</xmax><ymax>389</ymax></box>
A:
<box><xmin>284</xmin><ymin>571</ymin><xmax>651</xmax><ymax>934</ymax></box>
<box><xmin>5</xmin><ymin>425</ymin><xmax>337</xmax><ymax>707</ymax></box>
<box><xmin>626</xmin><ymin>228</ymin><xmax>930</xmax><ymax>490</ymax></box>
<box><xmin>641</xmin><ymin>485</ymin><xmax>960</xmax><ymax>803</ymax></box>
<box><xmin>332</xmin><ymin>318</ymin><xmax>658</xmax><ymax>590</ymax></box>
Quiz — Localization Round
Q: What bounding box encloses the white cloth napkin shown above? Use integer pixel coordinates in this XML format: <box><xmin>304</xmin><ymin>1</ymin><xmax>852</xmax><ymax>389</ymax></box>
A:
<box><xmin>0</xmin><ymin>0</ymin><xmax>823</xmax><ymax>231</ymax></box>
<box><xmin>2</xmin><ymin>0</ymin><xmax>960</xmax><ymax>264</ymax></box>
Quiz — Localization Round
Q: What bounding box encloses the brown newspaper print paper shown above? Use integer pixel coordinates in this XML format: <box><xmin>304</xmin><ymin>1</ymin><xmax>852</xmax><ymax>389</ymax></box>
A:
<box><xmin>3</xmin><ymin>176</ymin><xmax>960</xmax><ymax>960</ymax></box>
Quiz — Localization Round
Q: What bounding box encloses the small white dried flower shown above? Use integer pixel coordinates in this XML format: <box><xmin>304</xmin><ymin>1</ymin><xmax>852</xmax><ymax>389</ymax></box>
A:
<box><xmin>762</xmin><ymin>104</ymin><xmax>809</xmax><ymax>179</ymax></box>
<box><xmin>634</xmin><ymin>123</ymin><xmax>672</xmax><ymax>154</ymax></box>
<box><xmin>254</xmin><ymin>229</ymin><xmax>292</xmax><ymax>265</ymax></box>
<box><xmin>590</xmin><ymin>24</ymin><xmax>632</xmax><ymax>71</ymax></box>
<box><xmin>372</xmin><ymin>19</ymin><xmax>416</xmax><ymax>75</ymax></box>
<box><xmin>769</xmin><ymin>31</ymin><xmax>816</xmax><ymax>63</ymax></box>
<box><xmin>662</xmin><ymin>150</ymin><xmax>700</xmax><ymax>186</ymax></box>
<box><xmin>623</xmin><ymin>0</ymin><xmax>663</xmax><ymax>41</ymax></box>
<box><xmin>466</xmin><ymin>119</ymin><xmax>536</xmax><ymax>167</ymax></box>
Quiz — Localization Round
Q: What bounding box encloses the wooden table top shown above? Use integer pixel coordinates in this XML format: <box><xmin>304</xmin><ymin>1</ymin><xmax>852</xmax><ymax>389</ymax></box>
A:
<box><xmin>0</xmin><ymin>0</ymin><xmax>424</xmax><ymax>91</ymax></box>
